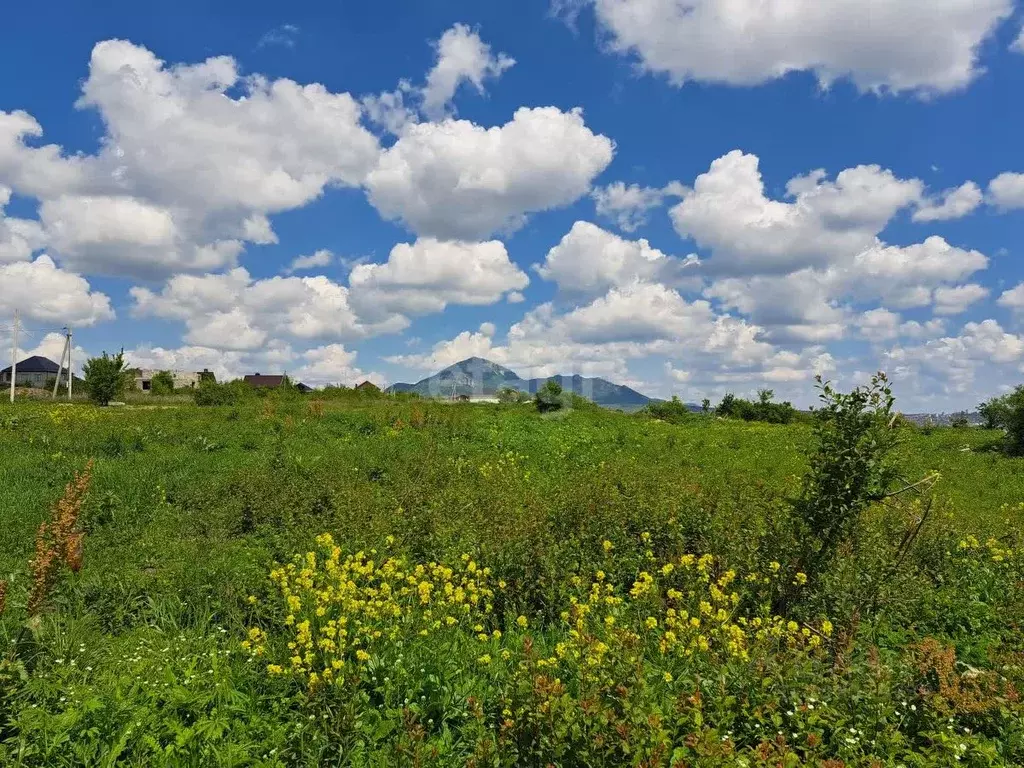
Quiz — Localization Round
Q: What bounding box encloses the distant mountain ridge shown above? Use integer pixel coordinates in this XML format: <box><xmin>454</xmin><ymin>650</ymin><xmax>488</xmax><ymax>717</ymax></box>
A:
<box><xmin>387</xmin><ymin>357</ymin><xmax>653</xmax><ymax>408</ymax></box>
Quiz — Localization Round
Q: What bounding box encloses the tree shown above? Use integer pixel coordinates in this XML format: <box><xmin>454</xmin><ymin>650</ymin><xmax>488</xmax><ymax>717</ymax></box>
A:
<box><xmin>498</xmin><ymin>387</ymin><xmax>525</xmax><ymax>404</ymax></box>
<box><xmin>717</xmin><ymin>393</ymin><xmax>737</xmax><ymax>417</ymax></box>
<box><xmin>150</xmin><ymin>370</ymin><xmax>175</xmax><ymax>395</ymax></box>
<box><xmin>83</xmin><ymin>351</ymin><xmax>130</xmax><ymax>406</ymax></box>
<box><xmin>789</xmin><ymin>374</ymin><xmax>902</xmax><ymax>592</ymax></box>
<box><xmin>701</xmin><ymin>398</ymin><xmax>711</xmax><ymax>414</ymax></box>
<box><xmin>979</xmin><ymin>386</ymin><xmax>1024</xmax><ymax>455</ymax></box>
<box><xmin>534</xmin><ymin>379</ymin><xmax>564</xmax><ymax>413</ymax></box>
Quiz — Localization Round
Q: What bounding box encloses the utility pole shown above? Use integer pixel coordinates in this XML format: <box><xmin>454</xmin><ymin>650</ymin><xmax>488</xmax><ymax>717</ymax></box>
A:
<box><xmin>67</xmin><ymin>328</ymin><xmax>72</xmax><ymax>399</ymax></box>
<box><xmin>9</xmin><ymin>309</ymin><xmax>18</xmax><ymax>404</ymax></box>
<box><xmin>53</xmin><ymin>327</ymin><xmax>71</xmax><ymax>399</ymax></box>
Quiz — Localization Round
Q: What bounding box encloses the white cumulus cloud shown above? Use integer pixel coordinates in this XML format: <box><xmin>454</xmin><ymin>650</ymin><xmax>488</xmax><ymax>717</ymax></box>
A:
<box><xmin>537</xmin><ymin>221</ymin><xmax>697</xmax><ymax>295</ymax></box>
<box><xmin>349</xmin><ymin>238</ymin><xmax>529</xmax><ymax>318</ymax></box>
<box><xmin>365</xmin><ymin>107</ymin><xmax>614</xmax><ymax>240</ymax></box>
<box><xmin>913</xmin><ymin>181</ymin><xmax>983</xmax><ymax>222</ymax></box>
<box><xmin>574</xmin><ymin>0</ymin><xmax>1012</xmax><ymax>95</ymax></box>
<box><xmin>0</xmin><ymin>255</ymin><xmax>114</xmax><ymax>326</ymax></box>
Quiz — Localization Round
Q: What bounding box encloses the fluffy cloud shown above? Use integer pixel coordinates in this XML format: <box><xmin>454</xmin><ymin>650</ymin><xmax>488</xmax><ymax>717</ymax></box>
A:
<box><xmin>998</xmin><ymin>283</ymin><xmax>1024</xmax><ymax>316</ymax></box>
<box><xmin>349</xmin><ymin>238</ymin><xmax>528</xmax><ymax>319</ymax></box>
<box><xmin>362</xmin><ymin>24</ymin><xmax>514</xmax><ymax>136</ymax></box>
<box><xmin>668</xmin><ymin>151</ymin><xmax>990</xmax><ymax>342</ymax></box>
<box><xmin>857</xmin><ymin>309</ymin><xmax>947</xmax><ymax>342</ymax></box>
<box><xmin>38</xmin><ymin>195</ymin><xmax>243</xmax><ymax>277</ymax></box>
<box><xmin>0</xmin><ymin>255</ymin><xmax>114</xmax><ymax>326</ymax></box>
<box><xmin>933</xmin><ymin>284</ymin><xmax>989</xmax><ymax>315</ymax></box>
<box><xmin>285</xmin><ymin>249</ymin><xmax>334</xmax><ymax>274</ymax></box>
<box><xmin>292</xmin><ymin>344</ymin><xmax>383</xmax><ymax>388</ymax></box>
<box><xmin>573</xmin><ymin>0</ymin><xmax>1012</xmax><ymax>95</ymax></box>
<box><xmin>1013</xmin><ymin>28</ymin><xmax>1024</xmax><ymax>53</ymax></box>
<box><xmin>988</xmin><ymin>172</ymin><xmax>1024</xmax><ymax>209</ymax></box>
<box><xmin>0</xmin><ymin>186</ymin><xmax>45</xmax><ymax>264</ymax></box>
<box><xmin>130</xmin><ymin>268</ymin><xmax>405</xmax><ymax>350</ymax></box>
<box><xmin>703</xmin><ymin>237</ymin><xmax>987</xmax><ymax>341</ymax></box>
<box><xmin>591</xmin><ymin>181</ymin><xmax>687</xmax><ymax>232</ymax></box>
<box><xmin>884</xmin><ymin>319</ymin><xmax>1024</xmax><ymax>397</ymax></box>
<box><xmin>365</xmin><ymin>107</ymin><xmax>614</xmax><ymax>240</ymax></box>
<box><xmin>0</xmin><ymin>40</ymin><xmax>381</xmax><ymax>277</ymax></box>
<box><xmin>537</xmin><ymin>221</ymin><xmax>697</xmax><ymax>295</ymax></box>
<box><xmin>670</xmin><ymin>151</ymin><xmax>923</xmax><ymax>274</ymax></box>
<box><xmin>0</xmin><ymin>111</ymin><xmax>87</xmax><ymax>199</ymax></box>
<box><xmin>421</xmin><ymin>23</ymin><xmax>515</xmax><ymax>119</ymax></box>
<box><xmin>912</xmin><ymin>181</ymin><xmax>983</xmax><ymax>222</ymax></box>
<box><xmin>706</xmin><ymin>272</ymin><xmax>848</xmax><ymax>343</ymax></box>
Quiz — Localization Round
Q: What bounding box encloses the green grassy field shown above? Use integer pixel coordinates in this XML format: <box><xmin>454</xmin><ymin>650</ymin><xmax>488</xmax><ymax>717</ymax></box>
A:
<box><xmin>1</xmin><ymin>395</ymin><xmax>1023</xmax><ymax>766</ymax></box>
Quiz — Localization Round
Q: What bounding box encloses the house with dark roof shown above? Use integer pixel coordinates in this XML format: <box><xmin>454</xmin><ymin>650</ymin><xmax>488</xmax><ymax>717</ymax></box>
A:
<box><xmin>243</xmin><ymin>373</ymin><xmax>312</xmax><ymax>392</ymax></box>
<box><xmin>0</xmin><ymin>356</ymin><xmax>62</xmax><ymax>389</ymax></box>
<box><xmin>244</xmin><ymin>373</ymin><xmax>287</xmax><ymax>389</ymax></box>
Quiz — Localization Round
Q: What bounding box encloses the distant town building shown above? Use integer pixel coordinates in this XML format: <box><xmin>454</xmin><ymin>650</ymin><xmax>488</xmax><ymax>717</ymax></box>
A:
<box><xmin>134</xmin><ymin>369</ymin><xmax>213</xmax><ymax>392</ymax></box>
<box><xmin>0</xmin><ymin>356</ymin><xmax>62</xmax><ymax>388</ymax></box>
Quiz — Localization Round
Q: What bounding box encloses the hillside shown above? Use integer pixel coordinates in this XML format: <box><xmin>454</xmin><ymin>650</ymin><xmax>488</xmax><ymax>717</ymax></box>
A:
<box><xmin>388</xmin><ymin>356</ymin><xmax>652</xmax><ymax>407</ymax></box>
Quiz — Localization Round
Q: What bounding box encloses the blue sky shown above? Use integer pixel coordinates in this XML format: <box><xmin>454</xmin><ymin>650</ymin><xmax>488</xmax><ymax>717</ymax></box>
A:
<box><xmin>2</xmin><ymin>0</ymin><xmax>1024</xmax><ymax>410</ymax></box>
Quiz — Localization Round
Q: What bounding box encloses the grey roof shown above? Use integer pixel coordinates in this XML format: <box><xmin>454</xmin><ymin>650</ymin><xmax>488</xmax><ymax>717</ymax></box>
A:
<box><xmin>0</xmin><ymin>355</ymin><xmax>61</xmax><ymax>376</ymax></box>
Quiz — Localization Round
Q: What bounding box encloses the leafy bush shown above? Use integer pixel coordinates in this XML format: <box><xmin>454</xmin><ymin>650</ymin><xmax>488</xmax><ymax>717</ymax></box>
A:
<box><xmin>150</xmin><ymin>370</ymin><xmax>175</xmax><ymax>396</ymax></box>
<box><xmin>716</xmin><ymin>388</ymin><xmax>798</xmax><ymax>424</ymax></box>
<box><xmin>534</xmin><ymin>379</ymin><xmax>564</xmax><ymax>413</ymax></box>
<box><xmin>978</xmin><ymin>387</ymin><xmax>1024</xmax><ymax>454</ymax></box>
<box><xmin>192</xmin><ymin>379</ymin><xmax>253</xmax><ymax>406</ymax></box>
<box><xmin>82</xmin><ymin>350</ymin><xmax>130</xmax><ymax>406</ymax></box>
<box><xmin>979</xmin><ymin>385</ymin><xmax>1024</xmax><ymax>455</ymax></box>
<box><xmin>788</xmin><ymin>373</ymin><xmax>904</xmax><ymax>595</ymax></box>
<box><xmin>641</xmin><ymin>395</ymin><xmax>694</xmax><ymax>423</ymax></box>
<box><xmin>497</xmin><ymin>386</ymin><xmax>528</xmax><ymax>404</ymax></box>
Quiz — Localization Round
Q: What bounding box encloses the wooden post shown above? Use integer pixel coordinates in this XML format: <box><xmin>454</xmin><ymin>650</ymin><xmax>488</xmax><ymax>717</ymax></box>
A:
<box><xmin>8</xmin><ymin>310</ymin><xmax>18</xmax><ymax>404</ymax></box>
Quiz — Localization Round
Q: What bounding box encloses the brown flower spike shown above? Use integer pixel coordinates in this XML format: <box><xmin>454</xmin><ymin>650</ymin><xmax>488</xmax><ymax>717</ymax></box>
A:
<box><xmin>26</xmin><ymin>460</ymin><xmax>93</xmax><ymax>616</ymax></box>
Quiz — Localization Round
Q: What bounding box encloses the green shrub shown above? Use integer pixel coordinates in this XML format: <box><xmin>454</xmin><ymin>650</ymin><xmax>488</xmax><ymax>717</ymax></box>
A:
<box><xmin>192</xmin><ymin>379</ymin><xmax>253</xmax><ymax>406</ymax></box>
<box><xmin>641</xmin><ymin>395</ymin><xmax>694</xmax><ymax>423</ymax></box>
<box><xmin>82</xmin><ymin>350</ymin><xmax>130</xmax><ymax>406</ymax></box>
<box><xmin>979</xmin><ymin>386</ymin><xmax>1024</xmax><ymax>455</ymax></box>
<box><xmin>534</xmin><ymin>379</ymin><xmax>564</xmax><ymax>413</ymax></box>
<box><xmin>498</xmin><ymin>386</ymin><xmax>528</xmax><ymax>404</ymax></box>
<box><xmin>149</xmin><ymin>370</ymin><xmax>175</xmax><ymax>396</ymax></box>
<box><xmin>716</xmin><ymin>388</ymin><xmax>798</xmax><ymax>424</ymax></box>
<box><xmin>789</xmin><ymin>373</ymin><xmax>902</xmax><ymax>595</ymax></box>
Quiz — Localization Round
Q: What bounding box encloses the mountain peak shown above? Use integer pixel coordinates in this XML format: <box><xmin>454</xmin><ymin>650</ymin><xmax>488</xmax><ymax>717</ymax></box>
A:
<box><xmin>396</xmin><ymin>357</ymin><xmax>653</xmax><ymax>408</ymax></box>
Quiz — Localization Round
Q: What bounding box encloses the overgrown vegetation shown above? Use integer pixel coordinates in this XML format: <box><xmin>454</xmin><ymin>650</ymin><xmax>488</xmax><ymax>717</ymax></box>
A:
<box><xmin>1</xmin><ymin>379</ymin><xmax>1023</xmax><ymax>766</ymax></box>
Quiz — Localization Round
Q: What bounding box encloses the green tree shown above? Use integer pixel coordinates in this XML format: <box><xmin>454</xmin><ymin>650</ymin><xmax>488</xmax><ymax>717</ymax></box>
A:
<box><xmin>788</xmin><ymin>374</ymin><xmax>902</xmax><ymax>597</ymax></box>
<box><xmin>979</xmin><ymin>386</ymin><xmax>1024</xmax><ymax>455</ymax></box>
<box><xmin>83</xmin><ymin>350</ymin><xmax>130</xmax><ymax>406</ymax></box>
<box><xmin>150</xmin><ymin>370</ymin><xmax>175</xmax><ymax>396</ymax></box>
<box><xmin>497</xmin><ymin>387</ymin><xmax>525</xmax><ymax>404</ymax></box>
<box><xmin>534</xmin><ymin>379</ymin><xmax>564</xmax><ymax>413</ymax></box>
